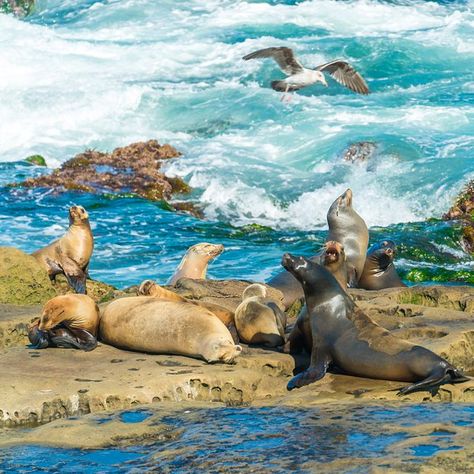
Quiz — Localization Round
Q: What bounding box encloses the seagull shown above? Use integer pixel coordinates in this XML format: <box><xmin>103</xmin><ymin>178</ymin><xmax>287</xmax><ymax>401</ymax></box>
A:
<box><xmin>242</xmin><ymin>46</ymin><xmax>370</xmax><ymax>101</ymax></box>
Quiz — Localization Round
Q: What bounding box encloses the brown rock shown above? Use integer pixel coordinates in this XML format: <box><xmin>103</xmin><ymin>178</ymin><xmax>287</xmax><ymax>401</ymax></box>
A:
<box><xmin>11</xmin><ymin>140</ymin><xmax>197</xmax><ymax>213</ymax></box>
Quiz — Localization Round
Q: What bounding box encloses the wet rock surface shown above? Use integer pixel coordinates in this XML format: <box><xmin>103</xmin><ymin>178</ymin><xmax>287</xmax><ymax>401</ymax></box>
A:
<box><xmin>0</xmin><ymin>0</ymin><xmax>35</xmax><ymax>17</ymax></box>
<box><xmin>342</xmin><ymin>141</ymin><xmax>377</xmax><ymax>163</ymax></box>
<box><xmin>0</xmin><ymin>284</ymin><xmax>472</xmax><ymax>429</ymax></box>
<box><xmin>443</xmin><ymin>179</ymin><xmax>474</xmax><ymax>254</ymax></box>
<box><xmin>0</xmin><ymin>403</ymin><xmax>473</xmax><ymax>473</ymax></box>
<box><xmin>11</xmin><ymin>140</ymin><xmax>199</xmax><ymax>216</ymax></box>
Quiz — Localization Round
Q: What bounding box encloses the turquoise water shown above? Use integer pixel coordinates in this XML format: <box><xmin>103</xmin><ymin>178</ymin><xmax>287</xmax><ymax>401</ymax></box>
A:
<box><xmin>0</xmin><ymin>0</ymin><xmax>473</xmax><ymax>287</ymax></box>
<box><xmin>0</xmin><ymin>404</ymin><xmax>473</xmax><ymax>472</ymax></box>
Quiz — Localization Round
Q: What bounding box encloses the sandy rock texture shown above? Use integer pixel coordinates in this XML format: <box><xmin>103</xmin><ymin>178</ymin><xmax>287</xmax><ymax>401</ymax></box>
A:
<box><xmin>0</xmin><ymin>283</ymin><xmax>472</xmax><ymax>428</ymax></box>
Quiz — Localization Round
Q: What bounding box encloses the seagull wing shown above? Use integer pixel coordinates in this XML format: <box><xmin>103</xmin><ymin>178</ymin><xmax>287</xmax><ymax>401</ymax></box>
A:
<box><xmin>242</xmin><ymin>47</ymin><xmax>305</xmax><ymax>76</ymax></box>
<box><xmin>317</xmin><ymin>60</ymin><xmax>370</xmax><ymax>94</ymax></box>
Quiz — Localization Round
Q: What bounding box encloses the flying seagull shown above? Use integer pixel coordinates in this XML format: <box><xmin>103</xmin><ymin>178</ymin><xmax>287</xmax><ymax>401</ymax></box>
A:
<box><xmin>242</xmin><ymin>46</ymin><xmax>369</xmax><ymax>100</ymax></box>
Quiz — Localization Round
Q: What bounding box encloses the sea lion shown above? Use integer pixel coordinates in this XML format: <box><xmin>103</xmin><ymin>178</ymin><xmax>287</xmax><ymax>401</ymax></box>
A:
<box><xmin>32</xmin><ymin>205</ymin><xmax>94</xmax><ymax>294</ymax></box>
<box><xmin>168</xmin><ymin>243</ymin><xmax>224</xmax><ymax>286</ymax></box>
<box><xmin>100</xmin><ymin>296</ymin><xmax>242</xmax><ymax>363</ymax></box>
<box><xmin>281</xmin><ymin>253</ymin><xmax>468</xmax><ymax>394</ymax></box>
<box><xmin>267</xmin><ymin>240</ymin><xmax>347</xmax><ymax>309</ymax></box>
<box><xmin>326</xmin><ymin>189</ymin><xmax>368</xmax><ymax>286</ymax></box>
<box><xmin>234</xmin><ymin>284</ymin><xmax>287</xmax><ymax>347</ymax></box>
<box><xmin>358</xmin><ymin>240</ymin><xmax>406</xmax><ymax>290</ymax></box>
<box><xmin>137</xmin><ymin>279</ymin><xmax>239</xmax><ymax>342</ymax></box>
<box><xmin>28</xmin><ymin>294</ymin><xmax>100</xmax><ymax>351</ymax></box>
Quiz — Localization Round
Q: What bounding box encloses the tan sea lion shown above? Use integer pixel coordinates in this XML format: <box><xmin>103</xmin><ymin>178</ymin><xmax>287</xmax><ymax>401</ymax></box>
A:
<box><xmin>234</xmin><ymin>284</ymin><xmax>287</xmax><ymax>347</ymax></box>
<box><xmin>32</xmin><ymin>205</ymin><xmax>93</xmax><ymax>294</ymax></box>
<box><xmin>267</xmin><ymin>240</ymin><xmax>348</xmax><ymax>309</ymax></box>
<box><xmin>137</xmin><ymin>279</ymin><xmax>238</xmax><ymax>342</ymax></box>
<box><xmin>28</xmin><ymin>294</ymin><xmax>100</xmax><ymax>351</ymax></box>
<box><xmin>282</xmin><ymin>253</ymin><xmax>469</xmax><ymax>394</ymax></box>
<box><xmin>100</xmin><ymin>296</ymin><xmax>242</xmax><ymax>363</ymax></box>
<box><xmin>168</xmin><ymin>243</ymin><xmax>224</xmax><ymax>286</ymax></box>
<box><xmin>358</xmin><ymin>240</ymin><xmax>406</xmax><ymax>290</ymax></box>
<box><xmin>326</xmin><ymin>188</ymin><xmax>368</xmax><ymax>286</ymax></box>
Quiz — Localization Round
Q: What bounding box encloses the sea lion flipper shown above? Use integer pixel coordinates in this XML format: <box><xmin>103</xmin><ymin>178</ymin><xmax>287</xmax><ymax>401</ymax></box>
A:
<box><xmin>60</xmin><ymin>257</ymin><xmax>87</xmax><ymax>294</ymax></box>
<box><xmin>287</xmin><ymin>349</ymin><xmax>331</xmax><ymax>391</ymax></box>
<box><xmin>27</xmin><ymin>323</ymin><xmax>50</xmax><ymax>349</ymax></box>
<box><xmin>51</xmin><ymin>327</ymin><xmax>98</xmax><ymax>352</ymax></box>
<box><xmin>397</xmin><ymin>367</ymin><xmax>471</xmax><ymax>396</ymax></box>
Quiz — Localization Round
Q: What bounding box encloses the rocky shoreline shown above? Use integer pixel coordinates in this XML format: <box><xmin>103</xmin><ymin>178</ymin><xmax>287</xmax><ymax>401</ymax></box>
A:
<box><xmin>0</xmin><ymin>283</ymin><xmax>473</xmax><ymax>429</ymax></box>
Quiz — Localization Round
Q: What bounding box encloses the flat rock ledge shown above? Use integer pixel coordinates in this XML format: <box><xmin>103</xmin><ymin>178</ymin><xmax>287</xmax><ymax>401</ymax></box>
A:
<box><xmin>0</xmin><ymin>284</ymin><xmax>473</xmax><ymax>428</ymax></box>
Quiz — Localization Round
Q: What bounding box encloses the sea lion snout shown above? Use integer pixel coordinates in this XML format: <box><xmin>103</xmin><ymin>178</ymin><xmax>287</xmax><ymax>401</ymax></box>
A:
<box><xmin>281</xmin><ymin>253</ymin><xmax>295</xmax><ymax>271</ymax></box>
<box><xmin>68</xmin><ymin>205</ymin><xmax>89</xmax><ymax>223</ymax></box>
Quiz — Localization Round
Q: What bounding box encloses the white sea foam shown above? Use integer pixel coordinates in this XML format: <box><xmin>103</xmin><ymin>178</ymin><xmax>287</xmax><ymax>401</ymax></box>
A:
<box><xmin>0</xmin><ymin>0</ymin><xmax>473</xmax><ymax>230</ymax></box>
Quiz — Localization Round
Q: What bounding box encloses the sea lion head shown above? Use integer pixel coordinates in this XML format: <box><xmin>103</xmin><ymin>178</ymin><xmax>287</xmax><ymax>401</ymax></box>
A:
<box><xmin>323</xmin><ymin>241</ymin><xmax>345</xmax><ymax>266</ymax></box>
<box><xmin>188</xmin><ymin>243</ymin><xmax>224</xmax><ymax>260</ymax></box>
<box><xmin>39</xmin><ymin>297</ymin><xmax>67</xmax><ymax>331</ymax></box>
<box><xmin>69</xmin><ymin>205</ymin><xmax>89</xmax><ymax>225</ymax></box>
<box><xmin>368</xmin><ymin>240</ymin><xmax>397</xmax><ymax>269</ymax></box>
<box><xmin>327</xmin><ymin>188</ymin><xmax>353</xmax><ymax>220</ymax></box>
<box><xmin>137</xmin><ymin>280</ymin><xmax>158</xmax><ymax>296</ymax></box>
<box><xmin>242</xmin><ymin>283</ymin><xmax>267</xmax><ymax>300</ymax></box>
<box><xmin>208</xmin><ymin>340</ymin><xmax>243</xmax><ymax>364</ymax></box>
<box><xmin>338</xmin><ymin>188</ymin><xmax>353</xmax><ymax>208</ymax></box>
<box><xmin>281</xmin><ymin>253</ymin><xmax>343</xmax><ymax>301</ymax></box>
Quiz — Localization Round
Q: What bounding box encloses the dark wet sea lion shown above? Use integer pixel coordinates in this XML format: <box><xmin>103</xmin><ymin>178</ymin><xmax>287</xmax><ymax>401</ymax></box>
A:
<box><xmin>281</xmin><ymin>253</ymin><xmax>468</xmax><ymax>394</ymax></box>
<box><xmin>234</xmin><ymin>283</ymin><xmax>287</xmax><ymax>347</ymax></box>
<box><xmin>100</xmin><ymin>296</ymin><xmax>242</xmax><ymax>363</ymax></box>
<box><xmin>358</xmin><ymin>240</ymin><xmax>406</xmax><ymax>290</ymax></box>
<box><xmin>32</xmin><ymin>205</ymin><xmax>94</xmax><ymax>294</ymax></box>
<box><xmin>267</xmin><ymin>240</ymin><xmax>347</xmax><ymax>309</ymax></box>
<box><xmin>28</xmin><ymin>294</ymin><xmax>100</xmax><ymax>351</ymax></box>
<box><xmin>168</xmin><ymin>243</ymin><xmax>224</xmax><ymax>286</ymax></box>
<box><xmin>326</xmin><ymin>189</ymin><xmax>368</xmax><ymax>286</ymax></box>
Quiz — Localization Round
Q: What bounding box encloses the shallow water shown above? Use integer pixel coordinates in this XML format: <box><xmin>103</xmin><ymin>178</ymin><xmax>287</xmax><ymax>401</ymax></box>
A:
<box><xmin>0</xmin><ymin>404</ymin><xmax>473</xmax><ymax>473</ymax></box>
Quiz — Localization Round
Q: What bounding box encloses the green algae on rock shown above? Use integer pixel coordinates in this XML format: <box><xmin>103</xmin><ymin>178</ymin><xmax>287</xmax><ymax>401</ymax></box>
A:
<box><xmin>0</xmin><ymin>0</ymin><xmax>34</xmax><ymax>17</ymax></box>
<box><xmin>12</xmin><ymin>140</ymin><xmax>196</xmax><ymax>213</ymax></box>
<box><xmin>0</xmin><ymin>247</ymin><xmax>56</xmax><ymax>305</ymax></box>
<box><xmin>24</xmin><ymin>154</ymin><xmax>47</xmax><ymax>167</ymax></box>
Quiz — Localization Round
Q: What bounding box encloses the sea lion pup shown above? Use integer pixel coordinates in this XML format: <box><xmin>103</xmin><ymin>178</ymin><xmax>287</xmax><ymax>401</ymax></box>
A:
<box><xmin>28</xmin><ymin>294</ymin><xmax>100</xmax><ymax>351</ymax></box>
<box><xmin>167</xmin><ymin>243</ymin><xmax>224</xmax><ymax>286</ymax></box>
<box><xmin>137</xmin><ymin>279</ymin><xmax>239</xmax><ymax>342</ymax></box>
<box><xmin>32</xmin><ymin>205</ymin><xmax>94</xmax><ymax>294</ymax></box>
<box><xmin>234</xmin><ymin>284</ymin><xmax>287</xmax><ymax>347</ymax></box>
<box><xmin>100</xmin><ymin>297</ymin><xmax>242</xmax><ymax>363</ymax></box>
<box><xmin>358</xmin><ymin>240</ymin><xmax>407</xmax><ymax>290</ymax></box>
<box><xmin>326</xmin><ymin>188</ymin><xmax>368</xmax><ymax>286</ymax></box>
<box><xmin>267</xmin><ymin>240</ymin><xmax>348</xmax><ymax>309</ymax></box>
<box><xmin>281</xmin><ymin>253</ymin><xmax>469</xmax><ymax>394</ymax></box>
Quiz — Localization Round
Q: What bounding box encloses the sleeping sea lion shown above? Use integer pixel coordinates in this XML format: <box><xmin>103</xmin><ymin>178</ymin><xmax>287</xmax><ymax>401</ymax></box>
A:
<box><xmin>168</xmin><ymin>243</ymin><xmax>224</xmax><ymax>286</ymax></box>
<box><xmin>28</xmin><ymin>294</ymin><xmax>100</xmax><ymax>351</ymax></box>
<box><xmin>32</xmin><ymin>205</ymin><xmax>94</xmax><ymax>294</ymax></box>
<box><xmin>281</xmin><ymin>253</ymin><xmax>468</xmax><ymax>394</ymax></box>
<box><xmin>100</xmin><ymin>296</ymin><xmax>242</xmax><ymax>363</ymax></box>
<box><xmin>326</xmin><ymin>189</ymin><xmax>368</xmax><ymax>286</ymax></box>
<box><xmin>358</xmin><ymin>240</ymin><xmax>406</xmax><ymax>290</ymax></box>
<box><xmin>267</xmin><ymin>240</ymin><xmax>347</xmax><ymax>309</ymax></box>
<box><xmin>137</xmin><ymin>279</ymin><xmax>239</xmax><ymax>343</ymax></box>
<box><xmin>234</xmin><ymin>283</ymin><xmax>287</xmax><ymax>347</ymax></box>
